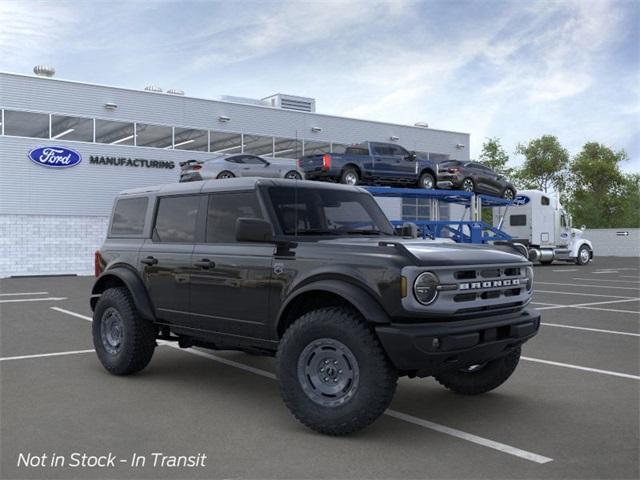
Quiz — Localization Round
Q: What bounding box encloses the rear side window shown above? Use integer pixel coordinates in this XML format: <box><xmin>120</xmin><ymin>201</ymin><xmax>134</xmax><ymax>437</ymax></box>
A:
<box><xmin>153</xmin><ymin>195</ymin><xmax>200</xmax><ymax>243</ymax></box>
<box><xmin>510</xmin><ymin>215</ymin><xmax>527</xmax><ymax>226</ymax></box>
<box><xmin>206</xmin><ymin>192</ymin><xmax>262</xmax><ymax>243</ymax></box>
<box><xmin>345</xmin><ymin>147</ymin><xmax>369</xmax><ymax>156</ymax></box>
<box><xmin>110</xmin><ymin>197</ymin><xmax>148</xmax><ymax>236</ymax></box>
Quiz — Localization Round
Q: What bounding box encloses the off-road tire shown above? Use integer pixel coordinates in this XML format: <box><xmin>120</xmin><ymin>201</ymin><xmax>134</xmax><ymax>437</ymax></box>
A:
<box><xmin>92</xmin><ymin>287</ymin><xmax>157</xmax><ymax>376</ymax></box>
<box><xmin>216</xmin><ymin>171</ymin><xmax>235</xmax><ymax>179</ymax></box>
<box><xmin>340</xmin><ymin>168</ymin><xmax>359</xmax><ymax>185</ymax></box>
<box><xmin>434</xmin><ymin>347</ymin><xmax>521</xmax><ymax>395</ymax></box>
<box><xmin>276</xmin><ymin>307</ymin><xmax>398</xmax><ymax>435</ymax></box>
<box><xmin>418</xmin><ymin>172</ymin><xmax>435</xmax><ymax>189</ymax></box>
<box><xmin>576</xmin><ymin>245</ymin><xmax>591</xmax><ymax>265</ymax></box>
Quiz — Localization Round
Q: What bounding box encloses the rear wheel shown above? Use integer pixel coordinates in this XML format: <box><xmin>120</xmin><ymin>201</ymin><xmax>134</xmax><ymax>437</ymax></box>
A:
<box><xmin>340</xmin><ymin>168</ymin><xmax>359</xmax><ymax>186</ymax></box>
<box><xmin>576</xmin><ymin>245</ymin><xmax>591</xmax><ymax>265</ymax></box>
<box><xmin>418</xmin><ymin>172</ymin><xmax>435</xmax><ymax>189</ymax></box>
<box><xmin>276</xmin><ymin>307</ymin><xmax>397</xmax><ymax>435</ymax></box>
<box><xmin>503</xmin><ymin>188</ymin><xmax>515</xmax><ymax>201</ymax></box>
<box><xmin>284</xmin><ymin>170</ymin><xmax>302</xmax><ymax>180</ymax></box>
<box><xmin>434</xmin><ymin>348</ymin><xmax>521</xmax><ymax>395</ymax></box>
<box><xmin>461</xmin><ymin>178</ymin><xmax>475</xmax><ymax>192</ymax></box>
<box><xmin>92</xmin><ymin>287</ymin><xmax>157</xmax><ymax>375</ymax></box>
<box><xmin>216</xmin><ymin>171</ymin><xmax>235</xmax><ymax>179</ymax></box>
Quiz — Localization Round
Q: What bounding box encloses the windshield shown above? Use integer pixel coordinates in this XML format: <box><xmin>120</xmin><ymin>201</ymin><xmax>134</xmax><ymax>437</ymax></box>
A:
<box><xmin>266</xmin><ymin>187</ymin><xmax>394</xmax><ymax>237</ymax></box>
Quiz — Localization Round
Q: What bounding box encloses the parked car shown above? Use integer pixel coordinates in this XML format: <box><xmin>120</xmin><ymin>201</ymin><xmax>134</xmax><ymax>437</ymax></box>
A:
<box><xmin>436</xmin><ymin>160</ymin><xmax>517</xmax><ymax>199</ymax></box>
<box><xmin>179</xmin><ymin>154</ymin><xmax>303</xmax><ymax>182</ymax></box>
<box><xmin>91</xmin><ymin>177</ymin><xmax>539</xmax><ymax>436</ymax></box>
<box><xmin>298</xmin><ymin>141</ymin><xmax>438</xmax><ymax>189</ymax></box>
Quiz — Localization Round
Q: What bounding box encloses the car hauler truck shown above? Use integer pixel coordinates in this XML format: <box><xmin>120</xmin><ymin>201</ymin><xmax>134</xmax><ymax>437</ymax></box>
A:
<box><xmin>493</xmin><ymin>190</ymin><xmax>593</xmax><ymax>265</ymax></box>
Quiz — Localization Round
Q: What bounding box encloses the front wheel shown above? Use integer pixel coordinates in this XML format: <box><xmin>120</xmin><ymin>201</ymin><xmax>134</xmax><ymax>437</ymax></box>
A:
<box><xmin>276</xmin><ymin>307</ymin><xmax>398</xmax><ymax>435</ymax></box>
<box><xmin>576</xmin><ymin>245</ymin><xmax>591</xmax><ymax>265</ymax></box>
<box><xmin>92</xmin><ymin>287</ymin><xmax>157</xmax><ymax>375</ymax></box>
<box><xmin>434</xmin><ymin>348</ymin><xmax>521</xmax><ymax>395</ymax></box>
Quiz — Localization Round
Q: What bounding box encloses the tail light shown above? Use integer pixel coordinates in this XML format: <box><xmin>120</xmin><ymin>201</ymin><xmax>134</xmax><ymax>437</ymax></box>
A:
<box><xmin>448</xmin><ymin>167</ymin><xmax>460</xmax><ymax>173</ymax></box>
<box><xmin>322</xmin><ymin>154</ymin><xmax>332</xmax><ymax>171</ymax></box>
<box><xmin>192</xmin><ymin>165</ymin><xmax>202</xmax><ymax>171</ymax></box>
<box><xmin>94</xmin><ymin>250</ymin><xmax>104</xmax><ymax>277</ymax></box>
<box><xmin>296</xmin><ymin>158</ymin><xmax>301</xmax><ymax>167</ymax></box>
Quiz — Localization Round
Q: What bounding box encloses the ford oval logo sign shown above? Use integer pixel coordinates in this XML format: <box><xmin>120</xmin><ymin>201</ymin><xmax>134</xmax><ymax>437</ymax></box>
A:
<box><xmin>28</xmin><ymin>146</ymin><xmax>82</xmax><ymax>168</ymax></box>
<box><xmin>513</xmin><ymin>195</ymin><xmax>530</xmax><ymax>206</ymax></box>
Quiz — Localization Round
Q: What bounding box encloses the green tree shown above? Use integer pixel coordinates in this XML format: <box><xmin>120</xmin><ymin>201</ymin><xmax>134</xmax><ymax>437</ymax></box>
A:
<box><xmin>565</xmin><ymin>142</ymin><xmax>638</xmax><ymax>228</ymax></box>
<box><xmin>479</xmin><ymin>137</ymin><xmax>513</xmax><ymax>176</ymax></box>
<box><xmin>515</xmin><ymin>135</ymin><xmax>569</xmax><ymax>193</ymax></box>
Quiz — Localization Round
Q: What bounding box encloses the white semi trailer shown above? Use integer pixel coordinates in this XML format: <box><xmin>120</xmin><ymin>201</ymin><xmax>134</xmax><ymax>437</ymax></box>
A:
<box><xmin>493</xmin><ymin>190</ymin><xmax>593</xmax><ymax>265</ymax></box>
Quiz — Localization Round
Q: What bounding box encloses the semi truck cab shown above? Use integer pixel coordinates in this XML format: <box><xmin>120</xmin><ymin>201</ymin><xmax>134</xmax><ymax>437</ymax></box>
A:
<box><xmin>493</xmin><ymin>190</ymin><xmax>594</xmax><ymax>265</ymax></box>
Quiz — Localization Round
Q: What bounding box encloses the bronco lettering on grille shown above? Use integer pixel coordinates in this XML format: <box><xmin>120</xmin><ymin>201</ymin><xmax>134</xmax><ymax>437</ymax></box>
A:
<box><xmin>459</xmin><ymin>279</ymin><xmax>520</xmax><ymax>290</ymax></box>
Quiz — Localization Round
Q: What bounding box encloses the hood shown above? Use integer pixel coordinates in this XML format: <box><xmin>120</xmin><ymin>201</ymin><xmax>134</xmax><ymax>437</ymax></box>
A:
<box><xmin>317</xmin><ymin>237</ymin><xmax>528</xmax><ymax>266</ymax></box>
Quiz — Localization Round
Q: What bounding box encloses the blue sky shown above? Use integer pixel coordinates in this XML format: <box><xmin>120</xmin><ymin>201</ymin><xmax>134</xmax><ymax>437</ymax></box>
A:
<box><xmin>1</xmin><ymin>0</ymin><xmax>638</xmax><ymax>172</ymax></box>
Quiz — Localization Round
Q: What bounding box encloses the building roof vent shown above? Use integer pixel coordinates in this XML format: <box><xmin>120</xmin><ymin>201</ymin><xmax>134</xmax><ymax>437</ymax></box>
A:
<box><xmin>167</xmin><ymin>89</ymin><xmax>185</xmax><ymax>96</ymax></box>
<box><xmin>33</xmin><ymin>65</ymin><xmax>55</xmax><ymax>77</ymax></box>
<box><xmin>144</xmin><ymin>85</ymin><xmax>163</xmax><ymax>93</ymax></box>
<box><xmin>262</xmin><ymin>94</ymin><xmax>316</xmax><ymax>113</ymax></box>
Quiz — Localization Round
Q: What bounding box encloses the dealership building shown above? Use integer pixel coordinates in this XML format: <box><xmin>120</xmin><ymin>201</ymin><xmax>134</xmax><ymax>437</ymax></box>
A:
<box><xmin>0</xmin><ymin>69</ymin><xmax>470</xmax><ymax>277</ymax></box>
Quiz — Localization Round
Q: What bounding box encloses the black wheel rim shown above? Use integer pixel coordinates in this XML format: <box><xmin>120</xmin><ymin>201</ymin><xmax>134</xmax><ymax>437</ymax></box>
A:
<box><xmin>101</xmin><ymin>307</ymin><xmax>124</xmax><ymax>355</ymax></box>
<box><xmin>297</xmin><ymin>338</ymin><xmax>360</xmax><ymax>407</ymax></box>
<box><xmin>463</xmin><ymin>179</ymin><xmax>474</xmax><ymax>192</ymax></box>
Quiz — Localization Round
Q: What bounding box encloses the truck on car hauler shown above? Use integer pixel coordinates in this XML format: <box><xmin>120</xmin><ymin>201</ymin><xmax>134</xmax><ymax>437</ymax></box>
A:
<box><xmin>493</xmin><ymin>189</ymin><xmax>594</xmax><ymax>265</ymax></box>
<box><xmin>90</xmin><ymin>178</ymin><xmax>540</xmax><ymax>435</ymax></box>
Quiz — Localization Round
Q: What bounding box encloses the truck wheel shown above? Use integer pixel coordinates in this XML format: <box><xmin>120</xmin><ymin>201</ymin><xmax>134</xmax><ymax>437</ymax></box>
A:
<box><xmin>340</xmin><ymin>168</ymin><xmax>359</xmax><ymax>185</ymax></box>
<box><xmin>92</xmin><ymin>287</ymin><xmax>157</xmax><ymax>376</ymax></box>
<box><xmin>434</xmin><ymin>347</ymin><xmax>521</xmax><ymax>395</ymax></box>
<box><xmin>418</xmin><ymin>172</ymin><xmax>435</xmax><ymax>189</ymax></box>
<box><xmin>576</xmin><ymin>245</ymin><xmax>591</xmax><ymax>265</ymax></box>
<box><xmin>276</xmin><ymin>307</ymin><xmax>398</xmax><ymax>435</ymax></box>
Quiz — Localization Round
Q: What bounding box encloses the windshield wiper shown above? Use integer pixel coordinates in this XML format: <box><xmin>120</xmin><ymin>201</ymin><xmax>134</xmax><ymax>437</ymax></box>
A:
<box><xmin>338</xmin><ymin>229</ymin><xmax>384</xmax><ymax>235</ymax></box>
<box><xmin>291</xmin><ymin>229</ymin><xmax>346</xmax><ymax>235</ymax></box>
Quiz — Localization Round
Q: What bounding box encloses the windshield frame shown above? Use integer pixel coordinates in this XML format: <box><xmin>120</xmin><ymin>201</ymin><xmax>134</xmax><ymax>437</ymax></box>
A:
<box><xmin>259</xmin><ymin>185</ymin><xmax>395</xmax><ymax>239</ymax></box>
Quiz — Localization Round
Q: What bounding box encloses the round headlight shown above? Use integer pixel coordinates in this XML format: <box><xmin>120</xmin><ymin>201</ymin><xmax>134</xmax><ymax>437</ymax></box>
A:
<box><xmin>525</xmin><ymin>266</ymin><xmax>534</xmax><ymax>292</ymax></box>
<box><xmin>414</xmin><ymin>272</ymin><xmax>439</xmax><ymax>305</ymax></box>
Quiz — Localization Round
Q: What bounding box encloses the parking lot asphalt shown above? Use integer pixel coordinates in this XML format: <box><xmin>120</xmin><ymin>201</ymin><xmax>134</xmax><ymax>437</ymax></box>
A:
<box><xmin>1</xmin><ymin>256</ymin><xmax>638</xmax><ymax>479</ymax></box>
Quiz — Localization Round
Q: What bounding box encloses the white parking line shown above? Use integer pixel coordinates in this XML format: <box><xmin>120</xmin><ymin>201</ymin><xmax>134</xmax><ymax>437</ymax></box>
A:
<box><xmin>551</xmin><ymin>269</ymin><xmax>579</xmax><ymax>272</ymax></box>
<box><xmin>536</xmin><ymin>282</ymin><xmax>640</xmax><ymax>291</ymax></box>
<box><xmin>522</xmin><ymin>357</ymin><xmax>640</xmax><ymax>380</ymax></box>
<box><xmin>535</xmin><ymin>290</ymin><xmax>637</xmax><ymax>299</ymax></box>
<box><xmin>573</xmin><ymin>278</ymin><xmax>640</xmax><ymax>284</ymax></box>
<box><xmin>0</xmin><ymin>349</ymin><xmax>95</xmax><ymax>362</ymax></box>
<box><xmin>0</xmin><ymin>297</ymin><xmax>67</xmax><ymax>304</ymax></box>
<box><xmin>169</xmin><ymin>344</ymin><xmax>553</xmax><ymax>464</ymax></box>
<box><xmin>574</xmin><ymin>306</ymin><xmax>640</xmax><ymax>315</ymax></box>
<box><xmin>49</xmin><ymin>308</ymin><xmax>553</xmax><ymax>464</ymax></box>
<box><xmin>0</xmin><ymin>291</ymin><xmax>49</xmax><ymax>296</ymax></box>
<box><xmin>541</xmin><ymin>322</ymin><xmax>640</xmax><ymax>337</ymax></box>
<box><xmin>592</xmin><ymin>271</ymin><xmax>619</xmax><ymax>274</ymax></box>
<box><xmin>534</xmin><ymin>298</ymin><xmax>640</xmax><ymax>311</ymax></box>
<box><xmin>620</xmin><ymin>275</ymin><xmax>640</xmax><ymax>279</ymax></box>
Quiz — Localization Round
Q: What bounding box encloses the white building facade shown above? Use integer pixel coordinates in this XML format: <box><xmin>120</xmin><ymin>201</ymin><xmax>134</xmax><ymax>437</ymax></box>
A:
<box><xmin>0</xmin><ymin>72</ymin><xmax>470</xmax><ymax>277</ymax></box>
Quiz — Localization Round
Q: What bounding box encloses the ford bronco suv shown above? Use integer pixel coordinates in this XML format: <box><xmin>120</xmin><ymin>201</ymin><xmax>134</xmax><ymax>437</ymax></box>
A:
<box><xmin>91</xmin><ymin>178</ymin><xmax>540</xmax><ymax>435</ymax></box>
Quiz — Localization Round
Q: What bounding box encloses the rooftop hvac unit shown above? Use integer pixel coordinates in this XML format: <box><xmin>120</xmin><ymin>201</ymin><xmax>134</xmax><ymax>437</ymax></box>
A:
<box><xmin>144</xmin><ymin>85</ymin><xmax>163</xmax><ymax>93</ymax></box>
<box><xmin>262</xmin><ymin>94</ymin><xmax>316</xmax><ymax>113</ymax></box>
<box><xmin>33</xmin><ymin>65</ymin><xmax>55</xmax><ymax>77</ymax></box>
<box><xmin>167</xmin><ymin>89</ymin><xmax>185</xmax><ymax>95</ymax></box>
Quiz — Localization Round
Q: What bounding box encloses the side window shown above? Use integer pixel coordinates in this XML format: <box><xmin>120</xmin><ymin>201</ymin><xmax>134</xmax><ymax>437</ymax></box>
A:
<box><xmin>510</xmin><ymin>215</ymin><xmax>527</xmax><ymax>226</ymax></box>
<box><xmin>206</xmin><ymin>192</ymin><xmax>263</xmax><ymax>243</ymax></box>
<box><xmin>153</xmin><ymin>196</ymin><xmax>200</xmax><ymax>243</ymax></box>
<box><xmin>390</xmin><ymin>145</ymin><xmax>410</xmax><ymax>157</ymax></box>
<box><xmin>241</xmin><ymin>155</ymin><xmax>266</xmax><ymax>165</ymax></box>
<box><xmin>372</xmin><ymin>144</ymin><xmax>392</xmax><ymax>156</ymax></box>
<box><xmin>561</xmin><ymin>215</ymin><xmax>567</xmax><ymax>227</ymax></box>
<box><xmin>110</xmin><ymin>197</ymin><xmax>148</xmax><ymax>236</ymax></box>
<box><xmin>541</xmin><ymin>196</ymin><xmax>550</xmax><ymax>206</ymax></box>
<box><xmin>226</xmin><ymin>156</ymin><xmax>243</xmax><ymax>164</ymax></box>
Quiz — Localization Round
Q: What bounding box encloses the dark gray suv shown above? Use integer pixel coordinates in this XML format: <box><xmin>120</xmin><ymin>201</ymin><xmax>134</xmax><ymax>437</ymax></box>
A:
<box><xmin>91</xmin><ymin>178</ymin><xmax>540</xmax><ymax>435</ymax></box>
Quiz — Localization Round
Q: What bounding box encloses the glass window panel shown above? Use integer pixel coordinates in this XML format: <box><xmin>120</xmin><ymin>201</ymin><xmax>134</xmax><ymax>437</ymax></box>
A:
<box><xmin>303</xmin><ymin>140</ymin><xmax>331</xmax><ymax>156</ymax></box>
<box><xmin>428</xmin><ymin>153</ymin><xmax>450</xmax><ymax>163</ymax></box>
<box><xmin>153</xmin><ymin>195</ymin><xmax>200</xmax><ymax>243</ymax></box>
<box><xmin>206</xmin><ymin>192</ymin><xmax>262</xmax><ymax>243</ymax></box>
<box><xmin>51</xmin><ymin>114</ymin><xmax>93</xmax><ymax>142</ymax></box>
<box><xmin>95</xmin><ymin>119</ymin><xmax>135</xmax><ymax>145</ymax></box>
<box><xmin>110</xmin><ymin>197</ymin><xmax>148</xmax><ymax>236</ymax></box>
<box><xmin>210</xmin><ymin>131</ymin><xmax>243</xmax><ymax>154</ymax></box>
<box><xmin>331</xmin><ymin>143</ymin><xmax>347</xmax><ymax>154</ymax></box>
<box><xmin>243</xmin><ymin>134</ymin><xmax>274</xmax><ymax>156</ymax></box>
<box><xmin>136</xmin><ymin>123</ymin><xmax>172</xmax><ymax>148</ymax></box>
<box><xmin>4</xmin><ymin>110</ymin><xmax>49</xmax><ymax>138</ymax></box>
<box><xmin>273</xmin><ymin>137</ymin><xmax>303</xmax><ymax>158</ymax></box>
<box><xmin>173</xmin><ymin>127</ymin><xmax>208</xmax><ymax>151</ymax></box>
<box><xmin>510</xmin><ymin>215</ymin><xmax>527</xmax><ymax>226</ymax></box>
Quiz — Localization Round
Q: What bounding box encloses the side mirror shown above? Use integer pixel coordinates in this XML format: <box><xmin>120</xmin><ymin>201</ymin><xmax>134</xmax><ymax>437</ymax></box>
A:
<box><xmin>236</xmin><ymin>218</ymin><xmax>274</xmax><ymax>243</ymax></box>
<box><xmin>395</xmin><ymin>222</ymin><xmax>418</xmax><ymax>238</ymax></box>
<box><xmin>581</xmin><ymin>225</ymin><xmax>586</xmax><ymax>231</ymax></box>
<box><xmin>407</xmin><ymin>151</ymin><xmax>417</xmax><ymax>161</ymax></box>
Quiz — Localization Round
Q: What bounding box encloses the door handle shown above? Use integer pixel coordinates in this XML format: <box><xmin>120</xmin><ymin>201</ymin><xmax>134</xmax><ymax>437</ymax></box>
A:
<box><xmin>141</xmin><ymin>256</ymin><xmax>158</xmax><ymax>266</ymax></box>
<box><xmin>194</xmin><ymin>259</ymin><xmax>215</xmax><ymax>269</ymax></box>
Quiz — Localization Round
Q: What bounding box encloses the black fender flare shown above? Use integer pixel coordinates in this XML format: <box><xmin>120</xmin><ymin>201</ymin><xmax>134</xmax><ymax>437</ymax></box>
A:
<box><xmin>91</xmin><ymin>266</ymin><xmax>155</xmax><ymax>321</ymax></box>
<box><xmin>277</xmin><ymin>279</ymin><xmax>390</xmax><ymax>333</ymax></box>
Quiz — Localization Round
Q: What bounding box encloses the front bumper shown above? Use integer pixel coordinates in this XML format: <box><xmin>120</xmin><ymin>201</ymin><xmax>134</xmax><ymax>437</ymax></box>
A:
<box><xmin>375</xmin><ymin>308</ymin><xmax>540</xmax><ymax>377</ymax></box>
